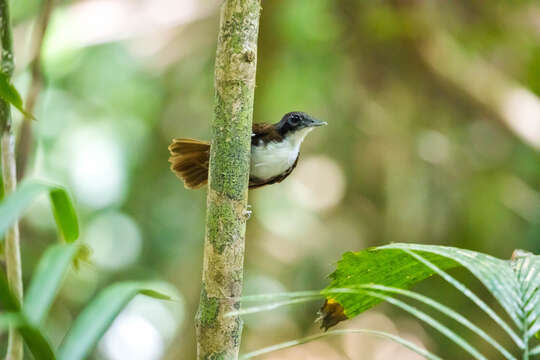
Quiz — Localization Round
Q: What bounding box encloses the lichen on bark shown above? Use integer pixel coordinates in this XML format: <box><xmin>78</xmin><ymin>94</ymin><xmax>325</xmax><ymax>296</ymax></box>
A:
<box><xmin>194</xmin><ymin>1</ymin><xmax>261</xmax><ymax>359</ymax></box>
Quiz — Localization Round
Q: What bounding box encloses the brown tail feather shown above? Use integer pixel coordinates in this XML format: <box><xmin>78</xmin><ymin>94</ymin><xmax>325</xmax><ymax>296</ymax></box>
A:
<box><xmin>168</xmin><ymin>138</ymin><xmax>210</xmax><ymax>189</ymax></box>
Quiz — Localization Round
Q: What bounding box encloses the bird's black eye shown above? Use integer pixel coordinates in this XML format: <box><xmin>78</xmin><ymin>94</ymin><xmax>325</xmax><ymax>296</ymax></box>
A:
<box><xmin>289</xmin><ymin>115</ymin><xmax>301</xmax><ymax>125</ymax></box>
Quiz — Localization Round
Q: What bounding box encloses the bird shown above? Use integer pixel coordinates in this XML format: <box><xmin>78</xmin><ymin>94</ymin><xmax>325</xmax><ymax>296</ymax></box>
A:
<box><xmin>168</xmin><ymin>111</ymin><xmax>326</xmax><ymax>189</ymax></box>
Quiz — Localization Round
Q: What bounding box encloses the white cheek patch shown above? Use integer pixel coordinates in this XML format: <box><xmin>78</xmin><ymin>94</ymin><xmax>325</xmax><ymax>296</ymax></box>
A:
<box><xmin>250</xmin><ymin>127</ymin><xmax>312</xmax><ymax>180</ymax></box>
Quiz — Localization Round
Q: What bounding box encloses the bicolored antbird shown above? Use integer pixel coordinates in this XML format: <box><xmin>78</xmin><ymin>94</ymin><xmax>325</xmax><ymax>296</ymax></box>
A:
<box><xmin>168</xmin><ymin>111</ymin><xmax>326</xmax><ymax>189</ymax></box>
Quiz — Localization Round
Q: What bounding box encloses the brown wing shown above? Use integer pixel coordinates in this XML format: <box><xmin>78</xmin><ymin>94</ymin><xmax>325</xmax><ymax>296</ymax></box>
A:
<box><xmin>168</xmin><ymin>138</ymin><xmax>210</xmax><ymax>189</ymax></box>
<box><xmin>249</xmin><ymin>155</ymin><xmax>299</xmax><ymax>189</ymax></box>
<box><xmin>251</xmin><ymin>123</ymin><xmax>283</xmax><ymax>145</ymax></box>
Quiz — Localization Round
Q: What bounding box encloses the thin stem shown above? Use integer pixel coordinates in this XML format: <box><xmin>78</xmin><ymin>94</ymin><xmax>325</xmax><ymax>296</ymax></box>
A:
<box><xmin>523</xmin><ymin>315</ymin><xmax>529</xmax><ymax>360</ymax></box>
<box><xmin>519</xmin><ymin>268</ymin><xmax>529</xmax><ymax>360</ymax></box>
<box><xmin>1</xmin><ymin>127</ymin><xmax>22</xmax><ymax>360</ymax></box>
<box><xmin>240</xmin><ymin>329</ymin><xmax>443</xmax><ymax>360</ymax></box>
<box><xmin>226</xmin><ymin>296</ymin><xmax>322</xmax><ymax>317</ymax></box>
<box><xmin>0</xmin><ymin>0</ymin><xmax>22</xmax><ymax>358</ymax></box>
<box><xmin>236</xmin><ymin>287</ymin><xmax>516</xmax><ymax>360</ymax></box>
<box><xmin>240</xmin><ymin>290</ymin><xmax>322</xmax><ymax>302</ymax></box>
<box><xmin>16</xmin><ymin>0</ymin><xmax>55</xmax><ymax>180</ymax></box>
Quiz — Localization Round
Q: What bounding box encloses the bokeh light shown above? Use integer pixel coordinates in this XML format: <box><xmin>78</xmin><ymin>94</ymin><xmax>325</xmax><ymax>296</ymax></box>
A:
<box><xmin>288</xmin><ymin>155</ymin><xmax>346</xmax><ymax>211</ymax></box>
<box><xmin>100</xmin><ymin>314</ymin><xmax>163</xmax><ymax>360</ymax></box>
<box><xmin>84</xmin><ymin>211</ymin><xmax>142</xmax><ymax>270</ymax></box>
<box><xmin>67</xmin><ymin>127</ymin><xmax>126</xmax><ymax>208</ymax></box>
<box><xmin>416</xmin><ymin>130</ymin><xmax>451</xmax><ymax>165</ymax></box>
<box><xmin>99</xmin><ymin>284</ymin><xmax>184</xmax><ymax>360</ymax></box>
<box><xmin>243</xmin><ymin>275</ymin><xmax>289</xmax><ymax>330</ymax></box>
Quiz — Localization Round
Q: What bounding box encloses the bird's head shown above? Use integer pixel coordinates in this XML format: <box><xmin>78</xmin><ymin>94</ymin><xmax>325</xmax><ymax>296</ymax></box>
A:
<box><xmin>276</xmin><ymin>112</ymin><xmax>327</xmax><ymax>137</ymax></box>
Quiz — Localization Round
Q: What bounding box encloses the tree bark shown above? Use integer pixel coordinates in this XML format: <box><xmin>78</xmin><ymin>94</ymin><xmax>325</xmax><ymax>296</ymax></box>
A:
<box><xmin>194</xmin><ymin>1</ymin><xmax>261</xmax><ymax>359</ymax></box>
<box><xmin>0</xmin><ymin>0</ymin><xmax>23</xmax><ymax>358</ymax></box>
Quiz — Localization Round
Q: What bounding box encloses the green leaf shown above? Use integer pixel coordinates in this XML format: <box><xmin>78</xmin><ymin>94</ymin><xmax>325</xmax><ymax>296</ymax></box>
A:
<box><xmin>0</xmin><ymin>269</ymin><xmax>56</xmax><ymax>359</ymax></box>
<box><xmin>383</xmin><ymin>244</ymin><xmax>523</xmax><ymax>329</ymax></box>
<box><xmin>0</xmin><ymin>72</ymin><xmax>34</xmax><ymax>118</ymax></box>
<box><xmin>237</xmin><ymin>285</ymin><xmax>516</xmax><ymax>359</ymax></box>
<box><xmin>18</xmin><ymin>325</ymin><xmax>57</xmax><ymax>360</ymax></box>
<box><xmin>48</xmin><ymin>188</ymin><xmax>79</xmax><ymax>242</ymax></box>
<box><xmin>319</xmin><ymin>246</ymin><xmax>459</xmax><ymax>328</ymax></box>
<box><xmin>0</xmin><ymin>266</ymin><xmax>19</xmax><ymax>310</ymax></box>
<box><xmin>235</xmin><ymin>288</ymin><xmax>489</xmax><ymax>359</ymax></box>
<box><xmin>24</xmin><ymin>243</ymin><xmax>81</xmax><ymax>326</ymax></box>
<box><xmin>0</xmin><ymin>181</ymin><xmax>79</xmax><ymax>243</ymax></box>
<box><xmin>322</xmin><ymin>244</ymin><xmax>540</xmax><ymax>356</ymax></box>
<box><xmin>227</xmin><ymin>245</ymin><xmax>540</xmax><ymax>359</ymax></box>
<box><xmin>58</xmin><ymin>282</ymin><xmax>171</xmax><ymax>360</ymax></box>
<box><xmin>0</xmin><ymin>312</ymin><xmax>23</xmax><ymax>331</ymax></box>
<box><xmin>391</xmin><ymin>246</ymin><xmax>522</xmax><ymax>347</ymax></box>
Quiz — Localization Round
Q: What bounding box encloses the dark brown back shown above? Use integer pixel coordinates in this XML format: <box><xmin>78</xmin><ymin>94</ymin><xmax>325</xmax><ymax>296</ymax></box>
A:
<box><xmin>251</xmin><ymin>123</ymin><xmax>282</xmax><ymax>146</ymax></box>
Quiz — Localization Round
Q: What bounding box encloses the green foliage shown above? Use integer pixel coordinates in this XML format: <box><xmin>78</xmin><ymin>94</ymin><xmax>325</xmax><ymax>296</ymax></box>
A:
<box><xmin>322</xmin><ymin>244</ymin><xmax>529</xmax><ymax>341</ymax></box>
<box><xmin>321</xmin><ymin>246</ymin><xmax>459</xmax><ymax>319</ymax></box>
<box><xmin>0</xmin><ymin>243</ymin><xmax>171</xmax><ymax>360</ymax></box>
<box><xmin>0</xmin><ymin>267</ymin><xmax>56</xmax><ymax>360</ymax></box>
<box><xmin>48</xmin><ymin>188</ymin><xmax>79</xmax><ymax>242</ymax></box>
<box><xmin>235</xmin><ymin>244</ymin><xmax>540</xmax><ymax>359</ymax></box>
<box><xmin>58</xmin><ymin>282</ymin><xmax>171</xmax><ymax>360</ymax></box>
<box><xmin>0</xmin><ymin>178</ymin><xmax>171</xmax><ymax>359</ymax></box>
<box><xmin>0</xmin><ymin>181</ymin><xmax>79</xmax><ymax>243</ymax></box>
<box><xmin>23</xmin><ymin>243</ymin><xmax>82</xmax><ymax>326</ymax></box>
<box><xmin>0</xmin><ymin>312</ymin><xmax>23</xmax><ymax>331</ymax></box>
<box><xmin>0</xmin><ymin>72</ymin><xmax>33</xmax><ymax>119</ymax></box>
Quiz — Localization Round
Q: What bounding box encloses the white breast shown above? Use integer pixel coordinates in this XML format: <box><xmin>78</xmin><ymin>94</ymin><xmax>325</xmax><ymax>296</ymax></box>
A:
<box><xmin>250</xmin><ymin>128</ymin><xmax>312</xmax><ymax>180</ymax></box>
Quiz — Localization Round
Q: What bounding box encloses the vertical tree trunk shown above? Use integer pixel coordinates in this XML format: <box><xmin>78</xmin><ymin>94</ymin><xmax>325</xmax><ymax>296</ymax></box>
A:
<box><xmin>194</xmin><ymin>1</ymin><xmax>261</xmax><ymax>359</ymax></box>
<box><xmin>0</xmin><ymin>0</ymin><xmax>22</xmax><ymax>359</ymax></box>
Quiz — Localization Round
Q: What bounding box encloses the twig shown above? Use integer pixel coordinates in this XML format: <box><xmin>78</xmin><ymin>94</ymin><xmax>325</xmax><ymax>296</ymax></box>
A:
<box><xmin>16</xmin><ymin>0</ymin><xmax>55</xmax><ymax>180</ymax></box>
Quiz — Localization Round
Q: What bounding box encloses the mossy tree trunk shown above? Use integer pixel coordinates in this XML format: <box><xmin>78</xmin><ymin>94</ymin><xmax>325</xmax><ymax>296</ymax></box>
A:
<box><xmin>0</xmin><ymin>0</ymin><xmax>23</xmax><ymax>359</ymax></box>
<box><xmin>194</xmin><ymin>0</ymin><xmax>261</xmax><ymax>359</ymax></box>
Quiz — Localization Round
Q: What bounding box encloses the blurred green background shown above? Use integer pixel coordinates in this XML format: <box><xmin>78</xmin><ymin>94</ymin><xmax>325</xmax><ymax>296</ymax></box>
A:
<box><xmin>6</xmin><ymin>0</ymin><xmax>540</xmax><ymax>358</ymax></box>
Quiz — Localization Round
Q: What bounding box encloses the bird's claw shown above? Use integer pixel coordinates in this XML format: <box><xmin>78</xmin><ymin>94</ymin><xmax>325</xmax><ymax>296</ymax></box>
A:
<box><xmin>243</xmin><ymin>204</ymin><xmax>252</xmax><ymax>221</ymax></box>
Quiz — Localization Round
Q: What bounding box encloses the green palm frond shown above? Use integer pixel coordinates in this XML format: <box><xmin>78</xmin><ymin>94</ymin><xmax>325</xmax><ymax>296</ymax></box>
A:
<box><xmin>234</xmin><ymin>244</ymin><xmax>540</xmax><ymax>359</ymax></box>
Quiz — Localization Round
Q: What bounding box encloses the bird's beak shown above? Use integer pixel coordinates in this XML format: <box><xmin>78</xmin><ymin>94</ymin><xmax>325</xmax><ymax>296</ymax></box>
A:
<box><xmin>309</xmin><ymin>118</ymin><xmax>327</xmax><ymax>127</ymax></box>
